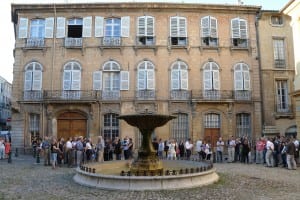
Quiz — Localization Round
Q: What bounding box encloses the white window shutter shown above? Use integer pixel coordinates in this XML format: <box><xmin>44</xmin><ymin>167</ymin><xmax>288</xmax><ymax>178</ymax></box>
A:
<box><xmin>234</xmin><ymin>70</ymin><xmax>243</xmax><ymax>90</ymax></box>
<box><xmin>18</xmin><ymin>18</ymin><xmax>28</xmax><ymax>39</ymax></box>
<box><xmin>181</xmin><ymin>70</ymin><xmax>188</xmax><ymax>90</ymax></box>
<box><xmin>240</xmin><ymin>19</ymin><xmax>248</xmax><ymax>39</ymax></box>
<box><xmin>204</xmin><ymin>70</ymin><xmax>212</xmax><ymax>90</ymax></box>
<box><xmin>32</xmin><ymin>71</ymin><xmax>42</xmax><ymax>90</ymax></box>
<box><xmin>95</xmin><ymin>16</ymin><xmax>104</xmax><ymax>37</ymax></box>
<box><xmin>24</xmin><ymin>71</ymin><xmax>32</xmax><ymax>90</ymax></box>
<box><xmin>63</xmin><ymin>71</ymin><xmax>71</xmax><ymax>90</ymax></box>
<box><xmin>121</xmin><ymin>16</ymin><xmax>130</xmax><ymax>37</ymax></box>
<box><xmin>171</xmin><ymin>70</ymin><xmax>180</xmax><ymax>90</ymax></box>
<box><xmin>72</xmin><ymin>71</ymin><xmax>81</xmax><ymax>90</ymax></box>
<box><xmin>201</xmin><ymin>16</ymin><xmax>210</xmax><ymax>37</ymax></box>
<box><xmin>137</xmin><ymin>16</ymin><xmax>146</xmax><ymax>36</ymax></box>
<box><xmin>170</xmin><ymin>17</ymin><xmax>178</xmax><ymax>37</ymax></box>
<box><xmin>138</xmin><ymin>70</ymin><xmax>146</xmax><ymax>90</ymax></box>
<box><xmin>210</xmin><ymin>17</ymin><xmax>218</xmax><ymax>38</ymax></box>
<box><xmin>147</xmin><ymin>16</ymin><xmax>154</xmax><ymax>36</ymax></box>
<box><xmin>243</xmin><ymin>71</ymin><xmax>250</xmax><ymax>90</ymax></box>
<box><xmin>120</xmin><ymin>71</ymin><xmax>129</xmax><ymax>90</ymax></box>
<box><xmin>231</xmin><ymin>18</ymin><xmax>240</xmax><ymax>38</ymax></box>
<box><xmin>179</xmin><ymin>17</ymin><xmax>187</xmax><ymax>37</ymax></box>
<box><xmin>45</xmin><ymin>17</ymin><xmax>54</xmax><ymax>38</ymax></box>
<box><xmin>93</xmin><ymin>71</ymin><xmax>102</xmax><ymax>90</ymax></box>
<box><xmin>83</xmin><ymin>16</ymin><xmax>92</xmax><ymax>37</ymax></box>
<box><xmin>56</xmin><ymin>17</ymin><xmax>65</xmax><ymax>38</ymax></box>
<box><xmin>213</xmin><ymin>70</ymin><xmax>220</xmax><ymax>90</ymax></box>
<box><xmin>147</xmin><ymin>70</ymin><xmax>155</xmax><ymax>90</ymax></box>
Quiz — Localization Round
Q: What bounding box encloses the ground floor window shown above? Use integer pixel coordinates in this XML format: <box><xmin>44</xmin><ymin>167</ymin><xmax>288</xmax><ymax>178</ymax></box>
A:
<box><xmin>171</xmin><ymin>113</ymin><xmax>189</xmax><ymax>143</ymax></box>
<box><xmin>29</xmin><ymin>113</ymin><xmax>40</xmax><ymax>142</ymax></box>
<box><xmin>103</xmin><ymin>113</ymin><xmax>119</xmax><ymax>141</ymax></box>
<box><xmin>236</xmin><ymin>113</ymin><xmax>251</xmax><ymax>139</ymax></box>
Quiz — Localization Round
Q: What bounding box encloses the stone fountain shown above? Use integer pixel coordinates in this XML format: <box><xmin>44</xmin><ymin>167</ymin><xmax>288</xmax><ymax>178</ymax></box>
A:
<box><xmin>118</xmin><ymin>112</ymin><xmax>176</xmax><ymax>175</ymax></box>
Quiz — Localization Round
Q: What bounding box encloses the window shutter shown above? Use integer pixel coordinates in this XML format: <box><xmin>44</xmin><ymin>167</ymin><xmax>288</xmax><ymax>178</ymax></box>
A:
<box><xmin>18</xmin><ymin>18</ymin><xmax>28</xmax><ymax>39</ymax></box>
<box><xmin>147</xmin><ymin>16</ymin><xmax>154</xmax><ymax>36</ymax></box>
<box><xmin>45</xmin><ymin>17</ymin><xmax>54</xmax><ymax>38</ymax></box>
<box><xmin>137</xmin><ymin>16</ymin><xmax>146</xmax><ymax>36</ymax></box>
<box><xmin>72</xmin><ymin>71</ymin><xmax>81</xmax><ymax>90</ymax></box>
<box><xmin>210</xmin><ymin>17</ymin><xmax>218</xmax><ymax>38</ymax></box>
<box><xmin>201</xmin><ymin>16</ymin><xmax>210</xmax><ymax>37</ymax></box>
<box><xmin>204</xmin><ymin>70</ymin><xmax>212</xmax><ymax>90</ymax></box>
<box><xmin>24</xmin><ymin>71</ymin><xmax>32</xmax><ymax>90</ymax></box>
<box><xmin>32</xmin><ymin>71</ymin><xmax>42</xmax><ymax>90</ymax></box>
<box><xmin>240</xmin><ymin>19</ymin><xmax>248</xmax><ymax>39</ymax></box>
<box><xmin>120</xmin><ymin>71</ymin><xmax>129</xmax><ymax>90</ymax></box>
<box><xmin>56</xmin><ymin>17</ymin><xmax>65</xmax><ymax>38</ymax></box>
<box><xmin>231</xmin><ymin>18</ymin><xmax>240</xmax><ymax>38</ymax></box>
<box><xmin>147</xmin><ymin>70</ymin><xmax>155</xmax><ymax>90</ymax></box>
<box><xmin>138</xmin><ymin>70</ymin><xmax>146</xmax><ymax>90</ymax></box>
<box><xmin>178</xmin><ymin>17</ymin><xmax>187</xmax><ymax>37</ymax></box>
<box><xmin>234</xmin><ymin>70</ymin><xmax>243</xmax><ymax>90</ymax></box>
<box><xmin>171</xmin><ymin>70</ymin><xmax>180</xmax><ymax>90</ymax></box>
<box><xmin>170</xmin><ymin>17</ymin><xmax>178</xmax><ymax>37</ymax></box>
<box><xmin>243</xmin><ymin>71</ymin><xmax>250</xmax><ymax>90</ymax></box>
<box><xmin>121</xmin><ymin>16</ymin><xmax>130</xmax><ymax>37</ymax></box>
<box><xmin>95</xmin><ymin>16</ymin><xmax>104</xmax><ymax>37</ymax></box>
<box><xmin>213</xmin><ymin>70</ymin><xmax>220</xmax><ymax>90</ymax></box>
<box><xmin>82</xmin><ymin>16</ymin><xmax>92</xmax><ymax>37</ymax></box>
<box><xmin>93</xmin><ymin>71</ymin><xmax>102</xmax><ymax>90</ymax></box>
<box><xmin>181</xmin><ymin>69</ymin><xmax>188</xmax><ymax>90</ymax></box>
<box><xmin>63</xmin><ymin>71</ymin><xmax>71</xmax><ymax>90</ymax></box>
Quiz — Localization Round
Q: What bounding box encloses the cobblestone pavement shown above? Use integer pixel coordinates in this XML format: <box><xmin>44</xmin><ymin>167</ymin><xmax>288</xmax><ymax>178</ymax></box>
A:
<box><xmin>0</xmin><ymin>155</ymin><xmax>299</xmax><ymax>200</ymax></box>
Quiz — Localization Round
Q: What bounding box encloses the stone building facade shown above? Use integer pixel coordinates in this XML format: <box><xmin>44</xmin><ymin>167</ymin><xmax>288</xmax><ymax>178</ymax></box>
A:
<box><xmin>258</xmin><ymin>11</ymin><xmax>296</xmax><ymax>137</ymax></box>
<box><xmin>11</xmin><ymin>2</ymin><xmax>262</xmax><ymax>151</ymax></box>
<box><xmin>0</xmin><ymin>76</ymin><xmax>12</xmax><ymax>131</ymax></box>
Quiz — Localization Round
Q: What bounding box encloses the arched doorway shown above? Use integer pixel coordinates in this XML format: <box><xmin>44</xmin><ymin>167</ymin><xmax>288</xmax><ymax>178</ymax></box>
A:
<box><xmin>57</xmin><ymin>112</ymin><xmax>87</xmax><ymax>139</ymax></box>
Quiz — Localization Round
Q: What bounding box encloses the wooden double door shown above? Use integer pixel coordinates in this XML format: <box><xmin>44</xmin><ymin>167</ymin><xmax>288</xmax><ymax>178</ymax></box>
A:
<box><xmin>204</xmin><ymin>128</ymin><xmax>220</xmax><ymax>149</ymax></box>
<box><xmin>57</xmin><ymin>112</ymin><xmax>87</xmax><ymax>140</ymax></box>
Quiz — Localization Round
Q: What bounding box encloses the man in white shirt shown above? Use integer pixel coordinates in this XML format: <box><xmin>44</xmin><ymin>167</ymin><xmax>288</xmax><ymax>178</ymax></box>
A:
<box><xmin>228</xmin><ymin>136</ymin><xmax>236</xmax><ymax>163</ymax></box>
<box><xmin>65</xmin><ymin>137</ymin><xmax>73</xmax><ymax>167</ymax></box>
<box><xmin>196</xmin><ymin>139</ymin><xmax>203</xmax><ymax>160</ymax></box>
<box><xmin>216</xmin><ymin>137</ymin><xmax>224</xmax><ymax>163</ymax></box>
<box><xmin>265</xmin><ymin>137</ymin><xmax>274</xmax><ymax>167</ymax></box>
<box><xmin>185</xmin><ymin>138</ymin><xmax>193</xmax><ymax>160</ymax></box>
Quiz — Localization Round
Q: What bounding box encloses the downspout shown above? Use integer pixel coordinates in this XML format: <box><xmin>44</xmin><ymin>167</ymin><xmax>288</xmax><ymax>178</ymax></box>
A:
<box><xmin>255</xmin><ymin>10</ymin><xmax>265</xmax><ymax>137</ymax></box>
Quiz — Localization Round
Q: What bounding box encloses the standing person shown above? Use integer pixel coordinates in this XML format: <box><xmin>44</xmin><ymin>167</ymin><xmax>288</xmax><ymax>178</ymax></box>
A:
<box><xmin>167</xmin><ymin>139</ymin><xmax>176</xmax><ymax>160</ymax></box>
<box><xmin>123</xmin><ymin>136</ymin><xmax>129</xmax><ymax>160</ymax></box>
<box><xmin>178</xmin><ymin>140</ymin><xmax>185</xmax><ymax>159</ymax></box>
<box><xmin>227</xmin><ymin>136</ymin><xmax>236</xmax><ymax>163</ymax></box>
<box><xmin>286</xmin><ymin>137</ymin><xmax>297</xmax><ymax>170</ymax></box>
<box><xmin>4</xmin><ymin>140</ymin><xmax>11</xmax><ymax>159</ymax></box>
<box><xmin>50</xmin><ymin>138</ymin><xmax>59</xmax><ymax>169</ymax></box>
<box><xmin>96</xmin><ymin>136</ymin><xmax>105</xmax><ymax>162</ymax></box>
<box><xmin>241</xmin><ymin>139</ymin><xmax>250</xmax><ymax>164</ymax></box>
<box><xmin>216</xmin><ymin>137</ymin><xmax>224</xmax><ymax>163</ymax></box>
<box><xmin>0</xmin><ymin>138</ymin><xmax>5</xmax><ymax>159</ymax></box>
<box><xmin>85</xmin><ymin>139</ymin><xmax>93</xmax><ymax>162</ymax></box>
<box><xmin>57</xmin><ymin>138</ymin><xmax>64</xmax><ymax>166</ymax></box>
<box><xmin>196</xmin><ymin>139</ymin><xmax>203</xmax><ymax>160</ymax></box>
<box><xmin>152</xmin><ymin>138</ymin><xmax>159</xmax><ymax>156</ymax></box>
<box><xmin>265</xmin><ymin>137</ymin><xmax>274</xmax><ymax>167</ymax></box>
<box><xmin>127</xmin><ymin>138</ymin><xmax>134</xmax><ymax>159</ymax></box>
<box><xmin>256</xmin><ymin>137</ymin><xmax>265</xmax><ymax>164</ymax></box>
<box><xmin>75</xmin><ymin>136</ymin><xmax>84</xmax><ymax>167</ymax></box>
<box><xmin>185</xmin><ymin>138</ymin><xmax>193</xmax><ymax>160</ymax></box>
<box><xmin>205</xmin><ymin>142</ymin><xmax>212</xmax><ymax>161</ymax></box>
<box><xmin>158</xmin><ymin>138</ymin><xmax>164</xmax><ymax>159</ymax></box>
<box><xmin>65</xmin><ymin>137</ymin><xmax>73</xmax><ymax>167</ymax></box>
<box><xmin>294</xmin><ymin>136</ymin><xmax>299</xmax><ymax>165</ymax></box>
<box><xmin>41</xmin><ymin>136</ymin><xmax>51</xmax><ymax>166</ymax></box>
<box><xmin>164</xmin><ymin>140</ymin><xmax>169</xmax><ymax>158</ymax></box>
<box><xmin>113</xmin><ymin>137</ymin><xmax>122</xmax><ymax>160</ymax></box>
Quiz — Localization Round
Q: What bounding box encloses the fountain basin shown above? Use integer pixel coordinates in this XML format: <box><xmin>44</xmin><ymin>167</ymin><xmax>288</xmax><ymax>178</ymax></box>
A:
<box><xmin>73</xmin><ymin>160</ymin><xmax>219</xmax><ymax>191</ymax></box>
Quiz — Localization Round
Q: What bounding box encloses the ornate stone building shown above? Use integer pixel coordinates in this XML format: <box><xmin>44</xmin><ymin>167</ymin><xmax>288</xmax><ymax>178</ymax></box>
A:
<box><xmin>0</xmin><ymin>76</ymin><xmax>12</xmax><ymax>131</ymax></box>
<box><xmin>11</xmin><ymin>2</ymin><xmax>262</xmax><ymax>151</ymax></box>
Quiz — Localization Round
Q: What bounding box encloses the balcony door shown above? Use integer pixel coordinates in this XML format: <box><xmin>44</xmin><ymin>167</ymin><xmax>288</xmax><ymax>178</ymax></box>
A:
<box><xmin>57</xmin><ymin>112</ymin><xmax>87</xmax><ymax>140</ymax></box>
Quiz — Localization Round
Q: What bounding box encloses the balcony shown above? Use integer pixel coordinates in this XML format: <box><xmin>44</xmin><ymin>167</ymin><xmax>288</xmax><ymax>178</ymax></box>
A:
<box><xmin>102</xmin><ymin>37</ymin><xmax>121</xmax><ymax>46</ymax></box>
<box><xmin>230</xmin><ymin>38</ymin><xmax>249</xmax><ymax>49</ymax></box>
<box><xmin>234</xmin><ymin>90</ymin><xmax>251</xmax><ymax>101</ymax></box>
<box><xmin>136</xmin><ymin>90</ymin><xmax>156</xmax><ymax>100</ymax></box>
<box><xmin>170</xmin><ymin>90</ymin><xmax>191</xmax><ymax>100</ymax></box>
<box><xmin>274</xmin><ymin>59</ymin><xmax>286</xmax><ymax>68</ymax></box>
<box><xmin>64</xmin><ymin>38</ymin><xmax>82</xmax><ymax>48</ymax></box>
<box><xmin>191</xmin><ymin>90</ymin><xmax>233</xmax><ymax>101</ymax></box>
<box><xmin>169</xmin><ymin>37</ymin><xmax>188</xmax><ymax>47</ymax></box>
<box><xmin>43</xmin><ymin>90</ymin><xmax>97</xmax><ymax>101</ymax></box>
<box><xmin>102</xmin><ymin>90</ymin><xmax>120</xmax><ymax>100</ymax></box>
<box><xmin>275</xmin><ymin>104</ymin><xmax>294</xmax><ymax>118</ymax></box>
<box><xmin>25</xmin><ymin>38</ymin><xmax>45</xmax><ymax>48</ymax></box>
<box><xmin>23</xmin><ymin>91</ymin><xmax>43</xmax><ymax>101</ymax></box>
<box><xmin>136</xmin><ymin>36</ymin><xmax>156</xmax><ymax>46</ymax></box>
<box><xmin>201</xmin><ymin>37</ymin><xmax>219</xmax><ymax>48</ymax></box>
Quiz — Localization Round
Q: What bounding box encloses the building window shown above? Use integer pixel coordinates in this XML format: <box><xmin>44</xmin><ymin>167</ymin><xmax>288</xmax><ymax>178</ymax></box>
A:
<box><xmin>204</xmin><ymin>113</ymin><xmax>220</xmax><ymax>128</ymax></box>
<box><xmin>203</xmin><ymin>62</ymin><xmax>220</xmax><ymax>99</ymax></box>
<box><xmin>234</xmin><ymin>63</ymin><xmax>251</xmax><ymax>100</ymax></box>
<box><xmin>30</xmin><ymin>19</ymin><xmax>45</xmax><ymax>38</ymax></box>
<box><xmin>276</xmin><ymin>80</ymin><xmax>289</xmax><ymax>112</ymax></box>
<box><xmin>24</xmin><ymin>62</ymin><xmax>43</xmax><ymax>91</ymax></box>
<box><xmin>63</xmin><ymin>62</ymin><xmax>81</xmax><ymax>91</ymax></box>
<box><xmin>103</xmin><ymin>18</ymin><xmax>121</xmax><ymax>46</ymax></box>
<box><xmin>236</xmin><ymin>113</ymin><xmax>251</xmax><ymax>139</ymax></box>
<box><xmin>273</xmin><ymin>39</ymin><xmax>286</xmax><ymax>68</ymax></box>
<box><xmin>29</xmin><ymin>114</ymin><xmax>40</xmax><ymax>142</ymax></box>
<box><xmin>103</xmin><ymin>61</ymin><xmax>120</xmax><ymax>92</ymax></box>
<box><xmin>201</xmin><ymin>16</ymin><xmax>218</xmax><ymax>47</ymax></box>
<box><xmin>137</xmin><ymin>61</ymin><xmax>155</xmax><ymax>90</ymax></box>
<box><xmin>271</xmin><ymin>16</ymin><xmax>283</xmax><ymax>26</ymax></box>
<box><xmin>67</xmin><ymin>18</ymin><xmax>83</xmax><ymax>38</ymax></box>
<box><xmin>172</xmin><ymin>113</ymin><xmax>189</xmax><ymax>143</ymax></box>
<box><xmin>171</xmin><ymin>61</ymin><xmax>188</xmax><ymax>90</ymax></box>
<box><xmin>137</xmin><ymin>16</ymin><xmax>155</xmax><ymax>45</ymax></box>
<box><xmin>231</xmin><ymin>18</ymin><xmax>248</xmax><ymax>48</ymax></box>
<box><xmin>103</xmin><ymin>113</ymin><xmax>119</xmax><ymax>141</ymax></box>
<box><xmin>170</xmin><ymin>16</ymin><xmax>187</xmax><ymax>46</ymax></box>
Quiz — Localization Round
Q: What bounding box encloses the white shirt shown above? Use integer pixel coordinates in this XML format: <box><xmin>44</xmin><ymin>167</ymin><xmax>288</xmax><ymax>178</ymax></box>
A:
<box><xmin>196</xmin><ymin>140</ymin><xmax>202</xmax><ymax>152</ymax></box>
<box><xmin>266</xmin><ymin>140</ymin><xmax>274</xmax><ymax>151</ymax></box>
<box><xmin>216</xmin><ymin>140</ymin><xmax>224</xmax><ymax>152</ymax></box>
<box><xmin>185</xmin><ymin>141</ymin><xmax>193</xmax><ymax>150</ymax></box>
<box><xmin>66</xmin><ymin>141</ymin><xmax>72</xmax><ymax>149</ymax></box>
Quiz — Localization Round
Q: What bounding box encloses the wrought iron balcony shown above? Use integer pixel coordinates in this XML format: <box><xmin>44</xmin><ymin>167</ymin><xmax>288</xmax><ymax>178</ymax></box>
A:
<box><xmin>23</xmin><ymin>91</ymin><xmax>43</xmax><ymax>101</ymax></box>
<box><xmin>234</xmin><ymin>90</ymin><xmax>251</xmax><ymax>101</ymax></box>
<box><xmin>274</xmin><ymin>59</ymin><xmax>286</xmax><ymax>68</ymax></box>
<box><xmin>170</xmin><ymin>90</ymin><xmax>191</xmax><ymax>100</ymax></box>
<box><xmin>102</xmin><ymin>37</ymin><xmax>122</xmax><ymax>46</ymax></box>
<box><xmin>276</xmin><ymin>104</ymin><xmax>293</xmax><ymax>113</ymax></box>
<box><xmin>102</xmin><ymin>90</ymin><xmax>120</xmax><ymax>100</ymax></box>
<box><xmin>25</xmin><ymin>38</ymin><xmax>45</xmax><ymax>48</ymax></box>
<box><xmin>191</xmin><ymin>90</ymin><xmax>233</xmax><ymax>101</ymax></box>
<box><xmin>136</xmin><ymin>36</ymin><xmax>156</xmax><ymax>46</ymax></box>
<box><xmin>230</xmin><ymin>38</ymin><xmax>249</xmax><ymax>49</ymax></box>
<box><xmin>43</xmin><ymin>90</ymin><xmax>97</xmax><ymax>101</ymax></box>
<box><xmin>64</xmin><ymin>38</ymin><xmax>82</xmax><ymax>48</ymax></box>
<box><xmin>201</xmin><ymin>37</ymin><xmax>219</xmax><ymax>47</ymax></box>
<box><xmin>136</xmin><ymin>90</ymin><xmax>156</xmax><ymax>100</ymax></box>
<box><xmin>169</xmin><ymin>37</ymin><xmax>188</xmax><ymax>47</ymax></box>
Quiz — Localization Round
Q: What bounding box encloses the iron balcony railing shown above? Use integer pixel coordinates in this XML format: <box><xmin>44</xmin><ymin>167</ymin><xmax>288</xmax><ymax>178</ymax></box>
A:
<box><xmin>136</xmin><ymin>36</ymin><xmax>156</xmax><ymax>46</ymax></box>
<box><xmin>274</xmin><ymin>59</ymin><xmax>286</xmax><ymax>68</ymax></box>
<box><xmin>192</xmin><ymin>90</ymin><xmax>232</xmax><ymax>101</ymax></box>
<box><xmin>64</xmin><ymin>38</ymin><xmax>82</xmax><ymax>48</ymax></box>
<box><xmin>201</xmin><ymin>37</ymin><xmax>219</xmax><ymax>47</ymax></box>
<box><xmin>102</xmin><ymin>37</ymin><xmax>122</xmax><ymax>46</ymax></box>
<box><xmin>43</xmin><ymin>90</ymin><xmax>97</xmax><ymax>101</ymax></box>
<box><xmin>102</xmin><ymin>90</ymin><xmax>120</xmax><ymax>100</ymax></box>
<box><xmin>230</xmin><ymin>38</ymin><xmax>249</xmax><ymax>48</ymax></box>
<box><xmin>23</xmin><ymin>91</ymin><xmax>43</xmax><ymax>101</ymax></box>
<box><xmin>276</xmin><ymin>104</ymin><xmax>293</xmax><ymax>113</ymax></box>
<box><xmin>234</xmin><ymin>90</ymin><xmax>251</xmax><ymax>101</ymax></box>
<box><xmin>170</xmin><ymin>90</ymin><xmax>191</xmax><ymax>100</ymax></box>
<box><xmin>25</xmin><ymin>38</ymin><xmax>45</xmax><ymax>48</ymax></box>
<box><xmin>136</xmin><ymin>90</ymin><xmax>156</xmax><ymax>100</ymax></box>
<box><xmin>169</xmin><ymin>37</ymin><xmax>189</xmax><ymax>47</ymax></box>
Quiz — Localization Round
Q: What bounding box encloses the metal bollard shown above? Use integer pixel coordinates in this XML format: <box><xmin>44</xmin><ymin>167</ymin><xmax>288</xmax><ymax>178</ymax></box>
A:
<box><xmin>8</xmin><ymin>151</ymin><xmax>12</xmax><ymax>163</ymax></box>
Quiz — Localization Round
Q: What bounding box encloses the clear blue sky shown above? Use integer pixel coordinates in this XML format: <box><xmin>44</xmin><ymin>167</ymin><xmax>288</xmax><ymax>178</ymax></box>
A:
<box><xmin>0</xmin><ymin>0</ymin><xmax>290</xmax><ymax>83</ymax></box>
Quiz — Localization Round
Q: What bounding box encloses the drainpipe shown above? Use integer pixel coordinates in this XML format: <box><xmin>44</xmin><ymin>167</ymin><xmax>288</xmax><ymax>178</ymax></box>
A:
<box><xmin>255</xmin><ymin>10</ymin><xmax>265</xmax><ymax>137</ymax></box>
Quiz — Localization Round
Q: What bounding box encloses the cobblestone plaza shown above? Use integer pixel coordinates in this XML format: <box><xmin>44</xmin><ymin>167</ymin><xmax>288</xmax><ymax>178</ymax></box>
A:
<box><xmin>0</xmin><ymin>155</ymin><xmax>299</xmax><ymax>200</ymax></box>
